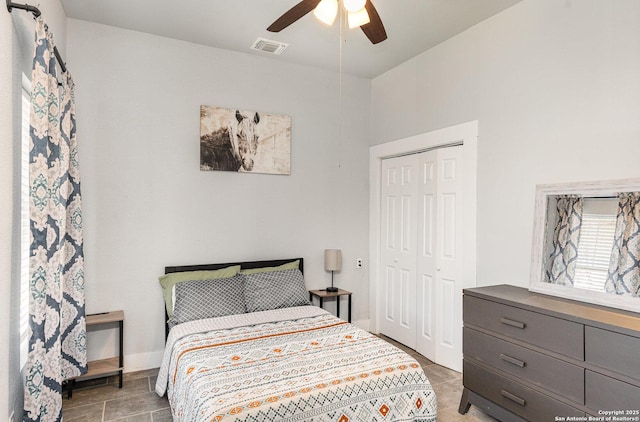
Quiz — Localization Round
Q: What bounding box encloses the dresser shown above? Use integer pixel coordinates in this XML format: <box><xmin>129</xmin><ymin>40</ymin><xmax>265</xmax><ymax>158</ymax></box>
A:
<box><xmin>459</xmin><ymin>285</ymin><xmax>640</xmax><ymax>421</ymax></box>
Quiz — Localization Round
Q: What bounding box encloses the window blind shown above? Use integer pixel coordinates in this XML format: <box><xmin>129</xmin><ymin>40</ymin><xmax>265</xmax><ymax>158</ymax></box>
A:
<box><xmin>20</xmin><ymin>75</ymin><xmax>31</xmax><ymax>369</ymax></box>
<box><xmin>574</xmin><ymin>212</ymin><xmax>617</xmax><ymax>292</ymax></box>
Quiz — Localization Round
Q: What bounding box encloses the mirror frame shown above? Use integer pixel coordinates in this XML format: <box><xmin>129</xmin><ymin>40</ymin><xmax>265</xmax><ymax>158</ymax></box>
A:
<box><xmin>530</xmin><ymin>178</ymin><xmax>640</xmax><ymax>313</ymax></box>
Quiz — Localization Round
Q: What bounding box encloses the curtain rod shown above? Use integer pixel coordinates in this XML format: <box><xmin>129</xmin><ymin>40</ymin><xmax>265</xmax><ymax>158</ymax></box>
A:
<box><xmin>6</xmin><ymin>0</ymin><xmax>68</xmax><ymax>73</ymax></box>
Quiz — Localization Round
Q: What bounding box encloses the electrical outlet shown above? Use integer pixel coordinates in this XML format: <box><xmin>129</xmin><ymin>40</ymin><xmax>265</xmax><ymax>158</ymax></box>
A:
<box><xmin>356</xmin><ymin>258</ymin><xmax>363</xmax><ymax>269</ymax></box>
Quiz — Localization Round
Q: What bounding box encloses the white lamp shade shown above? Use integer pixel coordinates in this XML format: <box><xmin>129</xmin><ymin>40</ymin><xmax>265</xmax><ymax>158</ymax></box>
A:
<box><xmin>343</xmin><ymin>0</ymin><xmax>366</xmax><ymax>13</ymax></box>
<box><xmin>313</xmin><ymin>0</ymin><xmax>338</xmax><ymax>26</ymax></box>
<box><xmin>347</xmin><ymin>7</ymin><xmax>370</xmax><ymax>29</ymax></box>
<box><xmin>324</xmin><ymin>249</ymin><xmax>342</xmax><ymax>271</ymax></box>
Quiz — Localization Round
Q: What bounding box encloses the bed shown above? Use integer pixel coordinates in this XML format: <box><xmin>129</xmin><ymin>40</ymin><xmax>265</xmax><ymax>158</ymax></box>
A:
<box><xmin>155</xmin><ymin>258</ymin><xmax>437</xmax><ymax>421</ymax></box>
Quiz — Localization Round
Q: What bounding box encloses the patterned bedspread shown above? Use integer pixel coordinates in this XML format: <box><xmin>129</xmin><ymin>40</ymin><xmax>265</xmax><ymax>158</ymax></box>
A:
<box><xmin>156</xmin><ymin>306</ymin><xmax>437</xmax><ymax>421</ymax></box>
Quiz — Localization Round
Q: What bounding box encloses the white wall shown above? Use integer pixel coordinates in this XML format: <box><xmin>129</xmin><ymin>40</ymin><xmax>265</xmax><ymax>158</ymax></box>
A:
<box><xmin>66</xmin><ymin>19</ymin><xmax>371</xmax><ymax>369</ymax></box>
<box><xmin>371</xmin><ymin>0</ymin><xmax>640</xmax><ymax>288</ymax></box>
<box><xmin>1</xmin><ymin>0</ymin><xmax>68</xmax><ymax>418</ymax></box>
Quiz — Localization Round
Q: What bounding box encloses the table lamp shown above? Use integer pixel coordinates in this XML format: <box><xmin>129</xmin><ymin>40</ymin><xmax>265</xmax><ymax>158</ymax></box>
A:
<box><xmin>324</xmin><ymin>249</ymin><xmax>342</xmax><ymax>292</ymax></box>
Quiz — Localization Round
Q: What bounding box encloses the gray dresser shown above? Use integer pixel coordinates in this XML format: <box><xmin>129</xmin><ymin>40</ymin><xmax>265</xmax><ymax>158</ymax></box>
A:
<box><xmin>459</xmin><ymin>285</ymin><xmax>640</xmax><ymax>421</ymax></box>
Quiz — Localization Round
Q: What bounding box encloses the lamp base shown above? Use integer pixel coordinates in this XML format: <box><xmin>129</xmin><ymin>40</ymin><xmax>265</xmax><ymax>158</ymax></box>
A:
<box><xmin>325</xmin><ymin>286</ymin><xmax>339</xmax><ymax>292</ymax></box>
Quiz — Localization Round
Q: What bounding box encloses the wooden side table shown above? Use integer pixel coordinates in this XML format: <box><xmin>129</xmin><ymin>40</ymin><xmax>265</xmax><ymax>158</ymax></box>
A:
<box><xmin>309</xmin><ymin>289</ymin><xmax>352</xmax><ymax>322</ymax></box>
<box><xmin>67</xmin><ymin>310</ymin><xmax>124</xmax><ymax>398</ymax></box>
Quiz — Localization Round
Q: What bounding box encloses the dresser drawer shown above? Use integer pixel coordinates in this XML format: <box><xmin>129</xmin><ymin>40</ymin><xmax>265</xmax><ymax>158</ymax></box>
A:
<box><xmin>585</xmin><ymin>326</ymin><xmax>640</xmax><ymax>381</ymax></box>
<box><xmin>463</xmin><ymin>360</ymin><xmax>584</xmax><ymax>421</ymax></box>
<box><xmin>463</xmin><ymin>295</ymin><xmax>583</xmax><ymax>360</ymax></box>
<box><xmin>585</xmin><ymin>370</ymin><xmax>640</xmax><ymax>412</ymax></box>
<box><xmin>464</xmin><ymin>327</ymin><xmax>584</xmax><ymax>403</ymax></box>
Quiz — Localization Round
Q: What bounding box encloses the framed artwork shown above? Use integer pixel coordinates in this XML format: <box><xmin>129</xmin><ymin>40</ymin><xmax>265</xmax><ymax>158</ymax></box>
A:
<box><xmin>200</xmin><ymin>105</ymin><xmax>291</xmax><ymax>175</ymax></box>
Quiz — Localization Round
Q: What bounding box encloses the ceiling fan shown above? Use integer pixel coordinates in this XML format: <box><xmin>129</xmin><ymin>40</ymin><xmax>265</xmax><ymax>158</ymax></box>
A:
<box><xmin>267</xmin><ymin>0</ymin><xmax>388</xmax><ymax>44</ymax></box>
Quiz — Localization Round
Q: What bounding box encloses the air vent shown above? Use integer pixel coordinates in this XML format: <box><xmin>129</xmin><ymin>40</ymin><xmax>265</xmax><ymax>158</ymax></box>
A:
<box><xmin>250</xmin><ymin>38</ymin><xmax>289</xmax><ymax>55</ymax></box>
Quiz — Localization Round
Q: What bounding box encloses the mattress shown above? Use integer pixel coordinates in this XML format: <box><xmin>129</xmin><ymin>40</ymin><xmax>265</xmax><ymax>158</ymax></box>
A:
<box><xmin>156</xmin><ymin>306</ymin><xmax>437</xmax><ymax>421</ymax></box>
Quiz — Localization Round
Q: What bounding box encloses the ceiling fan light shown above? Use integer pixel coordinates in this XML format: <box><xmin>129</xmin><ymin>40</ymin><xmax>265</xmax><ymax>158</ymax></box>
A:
<box><xmin>347</xmin><ymin>8</ymin><xmax>370</xmax><ymax>29</ymax></box>
<box><xmin>343</xmin><ymin>0</ymin><xmax>367</xmax><ymax>13</ymax></box>
<box><xmin>314</xmin><ymin>0</ymin><xmax>338</xmax><ymax>26</ymax></box>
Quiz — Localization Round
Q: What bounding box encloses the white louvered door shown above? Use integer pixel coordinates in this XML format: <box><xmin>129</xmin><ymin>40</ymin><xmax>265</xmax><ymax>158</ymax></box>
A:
<box><xmin>380</xmin><ymin>146</ymin><xmax>464</xmax><ymax>372</ymax></box>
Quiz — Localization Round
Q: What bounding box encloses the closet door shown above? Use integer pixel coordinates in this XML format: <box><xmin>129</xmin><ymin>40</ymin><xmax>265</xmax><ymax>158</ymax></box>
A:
<box><xmin>379</xmin><ymin>154</ymin><xmax>418</xmax><ymax>348</ymax></box>
<box><xmin>415</xmin><ymin>150</ymin><xmax>437</xmax><ymax>362</ymax></box>
<box><xmin>416</xmin><ymin>146</ymin><xmax>464</xmax><ymax>372</ymax></box>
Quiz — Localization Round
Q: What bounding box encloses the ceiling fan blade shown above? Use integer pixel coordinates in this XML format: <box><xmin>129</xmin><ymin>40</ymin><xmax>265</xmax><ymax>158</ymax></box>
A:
<box><xmin>360</xmin><ymin>0</ymin><xmax>387</xmax><ymax>44</ymax></box>
<box><xmin>267</xmin><ymin>0</ymin><xmax>322</xmax><ymax>32</ymax></box>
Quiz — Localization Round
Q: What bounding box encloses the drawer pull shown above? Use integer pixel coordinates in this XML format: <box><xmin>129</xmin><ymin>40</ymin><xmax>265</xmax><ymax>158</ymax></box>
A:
<box><xmin>500</xmin><ymin>353</ymin><xmax>526</xmax><ymax>368</ymax></box>
<box><xmin>500</xmin><ymin>317</ymin><xmax>526</xmax><ymax>329</ymax></box>
<box><xmin>501</xmin><ymin>389</ymin><xmax>526</xmax><ymax>407</ymax></box>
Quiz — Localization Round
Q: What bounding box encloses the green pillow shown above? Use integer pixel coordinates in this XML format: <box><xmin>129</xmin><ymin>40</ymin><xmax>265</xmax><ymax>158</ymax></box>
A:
<box><xmin>239</xmin><ymin>260</ymin><xmax>300</xmax><ymax>275</ymax></box>
<box><xmin>159</xmin><ymin>265</ymin><xmax>241</xmax><ymax>317</ymax></box>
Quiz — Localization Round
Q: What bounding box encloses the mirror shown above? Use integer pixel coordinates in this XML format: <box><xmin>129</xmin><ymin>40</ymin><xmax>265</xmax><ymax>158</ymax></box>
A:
<box><xmin>530</xmin><ymin>178</ymin><xmax>640</xmax><ymax>313</ymax></box>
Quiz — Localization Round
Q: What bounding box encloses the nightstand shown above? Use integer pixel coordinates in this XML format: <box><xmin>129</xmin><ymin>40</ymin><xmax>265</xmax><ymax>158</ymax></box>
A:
<box><xmin>66</xmin><ymin>310</ymin><xmax>124</xmax><ymax>398</ymax></box>
<box><xmin>309</xmin><ymin>289</ymin><xmax>352</xmax><ymax>322</ymax></box>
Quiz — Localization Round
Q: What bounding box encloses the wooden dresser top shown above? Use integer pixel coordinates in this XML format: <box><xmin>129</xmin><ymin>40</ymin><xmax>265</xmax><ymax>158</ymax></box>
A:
<box><xmin>464</xmin><ymin>285</ymin><xmax>640</xmax><ymax>337</ymax></box>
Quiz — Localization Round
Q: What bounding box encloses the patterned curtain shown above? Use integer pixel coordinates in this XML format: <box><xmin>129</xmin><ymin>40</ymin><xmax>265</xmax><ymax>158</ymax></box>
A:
<box><xmin>545</xmin><ymin>195</ymin><xmax>584</xmax><ymax>286</ymax></box>
<box><xmin>23</xmin><ymin>18</ymin><xmax>87</xmax><ymax>422</ymax></box>
<box><xmin>605</xmin><ymin>192</ymin><xmax>640</xmax><ymax>296</ymax></box>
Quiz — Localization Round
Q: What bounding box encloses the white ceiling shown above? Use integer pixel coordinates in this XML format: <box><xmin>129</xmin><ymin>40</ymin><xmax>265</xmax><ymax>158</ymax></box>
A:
<box><xmin>60</xmin><ymin>0</ymin><xmax>522</xmax><ymax>79</ymax></box>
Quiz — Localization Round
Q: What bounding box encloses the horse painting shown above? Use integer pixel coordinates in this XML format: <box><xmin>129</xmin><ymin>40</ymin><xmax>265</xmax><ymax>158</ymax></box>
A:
<box><xmin>200</xmin><ymin>110</ymin><xmax>261</xmax><ymax>172</ymax></box>
<box><xmin>200</xmin><ymin>105</ymin><xmax>291</xmax><ymax>175</ymax></box>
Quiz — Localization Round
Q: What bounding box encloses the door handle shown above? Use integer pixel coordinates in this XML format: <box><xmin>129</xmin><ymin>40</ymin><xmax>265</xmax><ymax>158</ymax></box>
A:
<box><xmin>500</xmin><ymin>317</ymin><xmax>526</xmax><ymax>329</ymax></box>
<box><xmin>501</xmin><ymin>390</ymin><xmax>526</xmax><ymax>407</ymax></box>
<box><xmin>436</xmin><ymin>267</ymin><xmax>441</xmax><ymax>271</ymax></box>
<box><xmin>500</xmin><ymin>353</ymin><xmax>526</xmax><ymax>368</ymax></box>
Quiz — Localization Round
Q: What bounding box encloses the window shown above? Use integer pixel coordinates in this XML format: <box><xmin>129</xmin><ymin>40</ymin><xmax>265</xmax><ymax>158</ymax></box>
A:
<box><xmin>573</xmin><ymin>199</ymin><xmax>617</xmax><ymax>292</ymax></box>
<box><xmin>20</xmin><ymin>73</ymin><xmax>31</xmax><ymax>369</ymax></box>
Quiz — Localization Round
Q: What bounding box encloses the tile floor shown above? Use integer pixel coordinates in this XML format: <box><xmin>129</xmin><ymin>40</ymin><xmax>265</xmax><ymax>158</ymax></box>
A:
<box><xmin>62</xmin><ymin>335</ymin><xmax>495</xmax><ymax>421</ymax></box>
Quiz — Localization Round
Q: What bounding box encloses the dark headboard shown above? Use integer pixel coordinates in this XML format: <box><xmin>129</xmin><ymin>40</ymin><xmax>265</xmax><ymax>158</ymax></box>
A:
<box><xmin>164</xmin><ymin>258</ymin><xmax>304</xmax><ymax>338</ymax></box>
